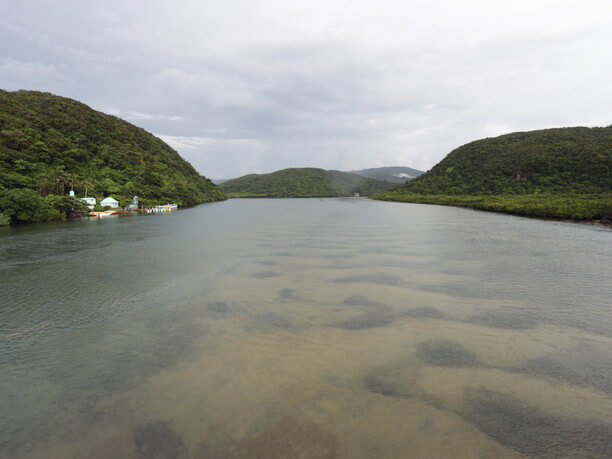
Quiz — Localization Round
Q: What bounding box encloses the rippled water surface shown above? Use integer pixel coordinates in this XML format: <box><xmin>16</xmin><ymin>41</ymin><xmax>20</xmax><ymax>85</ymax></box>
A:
<box><xmin>1</xmin><ymin>198</ymin><xmax>611</xmax><ymax>458</ymax></box>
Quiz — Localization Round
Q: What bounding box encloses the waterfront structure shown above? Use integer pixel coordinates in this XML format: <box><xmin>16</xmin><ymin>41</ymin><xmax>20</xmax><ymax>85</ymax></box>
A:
<box><xmin>80</xmin><ymin>197</ymin><xmax>96</xmax><ymax>209</ymax></box>
<box><xmin>100</xmin><ymin>197</ymin><xmax>119</xmax><ymax>208</ymax></box>
<box><xmin>128</xmin><ymin>196</ymin><xmax>139</xmax><ymax>209</ymax></box>
<box><xmin>147</xmin><ymin>204</ymin><xmax>178</xmax><ymax>213</ymax></box>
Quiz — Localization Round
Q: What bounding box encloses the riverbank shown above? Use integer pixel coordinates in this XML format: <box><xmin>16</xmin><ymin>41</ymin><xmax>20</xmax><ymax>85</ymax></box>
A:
<box><xmin>224</xmin><ymin>192</ymin><xmax>344</xmax><ymax>198</ymax></box>
<box><xmin>370</xmin><ymin>193</ymin><xmax>612</xmax><ymax>220</ymax></box>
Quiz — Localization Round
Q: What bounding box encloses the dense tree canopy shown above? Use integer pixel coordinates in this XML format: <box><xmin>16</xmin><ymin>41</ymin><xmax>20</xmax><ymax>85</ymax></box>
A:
<box><xmin>373</xmin><ymin>126</ymin><xmax>612</xmax><ymax>219</ymax></box>
<box><xmin>394</xmin><ymin>126</ymin><xmax>611</xmax><ymax>195</ymax></box>
<box><xmin>220</xmin><ymin>168</ymin><xmax>395</xmax><ymax>197</ymax></box>
<box><xmin>0</xmin><ymin>90</ymin><xmax>225</xmax><ymax>224</ymax></box>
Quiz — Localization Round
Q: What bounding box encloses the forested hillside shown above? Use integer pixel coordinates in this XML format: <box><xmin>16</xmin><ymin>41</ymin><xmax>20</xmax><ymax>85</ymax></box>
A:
<box><xmin>392</xmin><ymin>127</ymin><xmax>611</xmax><ymax>194</ymax></box>
<box><xmin>0</xmin><ymin>90</ymin><xmax>225</xmax><ymax>224</ymax></box>
<box><xmin>220</xmin><ymin>168</ymin><xmax>394</xmax><ymax>197</ymax></box>
<box><xmin>373</xmin><ymin>127</ymin><xmax>612</xmax><ymax>219</ymax></box>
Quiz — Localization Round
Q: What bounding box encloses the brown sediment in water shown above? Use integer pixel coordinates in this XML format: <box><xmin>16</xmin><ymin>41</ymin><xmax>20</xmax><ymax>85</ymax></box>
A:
<box><xmin>334</xmin><ymin>308</ymin><xmax>396</xmax><ymax>330</ymax></box>
<box><xmin>402</xmin><ymin>306</ymin><xmax>445</xmax><ymax>319</ymax></box>
<box><xmin>196</xmin><ymin>417</ymin><xmax>338</xmax><ymax>459</ymax></box>
<box><xmin>81</xmin><ymin>431</ymin><xmax>137</xmax><ymax>459</ymax></box>
<box><xmin>17</xmin><ymin>284</ymin><xmax>611</xmax><ymax>459</ymax></box>
<box><xmin>251</xmin><ymin>271</ymin><xmax>281</xmax><ymax>278</ymax></box>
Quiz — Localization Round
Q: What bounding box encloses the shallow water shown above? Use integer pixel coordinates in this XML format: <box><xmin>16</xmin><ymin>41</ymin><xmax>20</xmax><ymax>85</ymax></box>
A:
<box><xmin>1</xmin><ymin>198</ymin><xmax>611</xmax><ymax>458</ymax></box>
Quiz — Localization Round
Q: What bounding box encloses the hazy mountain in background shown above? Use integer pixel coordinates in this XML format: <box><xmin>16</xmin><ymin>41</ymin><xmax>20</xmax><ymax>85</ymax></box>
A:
<box><xmin>349</xmin><ymin>166</ymin><xmax>425</xmax><ymax>183</ymax></box>
<box><xmin>215</xmin><ymin>166</ymin><xmax>425</xmax><ymax>185</ymax></box>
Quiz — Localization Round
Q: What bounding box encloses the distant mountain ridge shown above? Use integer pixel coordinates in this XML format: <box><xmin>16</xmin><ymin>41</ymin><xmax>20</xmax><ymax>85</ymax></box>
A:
<box><xmin>220</xmin><ymin>168</ymin><xmax>395</xmax><ymax>197</ymax></box>
<box><xmin>214</xmin><ymin>166</ymin><xmax>424</xmax><ymax>185</ymax></box>
<box><xmin>349</xmin><ymin>166</ymin><xmax>424</xmax><ymax>183</ymax></box>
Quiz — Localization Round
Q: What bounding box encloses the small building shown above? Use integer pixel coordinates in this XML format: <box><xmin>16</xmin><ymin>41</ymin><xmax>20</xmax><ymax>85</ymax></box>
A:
<box><xmin>100</xmin><ymin>197</ymin><xmax>119</xmax><ymax>208</ymax></box>
<box><xmin>128</xmin><ymin>196</ymin><xmax>139</xmax><ymax>209</ymax></box>
<box><xmin>80</xmin><ymin>197</ymin><xmax>96</xmax><ymax>209</ymax></box>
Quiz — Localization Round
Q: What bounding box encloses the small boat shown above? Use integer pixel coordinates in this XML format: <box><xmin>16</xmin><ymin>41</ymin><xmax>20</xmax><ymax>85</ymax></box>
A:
<box><xmin>151</xmin><ymin>204</ymin><xmax>178</xmax><ymax>213</ymax></box>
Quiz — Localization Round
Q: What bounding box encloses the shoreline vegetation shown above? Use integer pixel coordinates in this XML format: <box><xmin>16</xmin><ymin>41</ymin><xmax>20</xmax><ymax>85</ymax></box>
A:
<box><xmin>371</xmin><ymin>193</ymin><xmax>612</xmax><ymax>221</ymax></box>
<box><xmin>372</xmin><ymin>126</ymin><xmax>611</xmax><ymax>221</ymax></box>
<box><xmin>0</xmin><ymin>90</ymin><xmax>225</xmax><ymax>226</ymax></box>
<box><xmin>224</xmin><ymin>193</ymin><xmax>332</xmax><ymax>198</ymax></box>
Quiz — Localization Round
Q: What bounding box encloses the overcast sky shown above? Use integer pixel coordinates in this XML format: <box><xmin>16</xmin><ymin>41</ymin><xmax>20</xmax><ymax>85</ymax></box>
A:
<box><xmin>1</xmin><ymin>0</ymin><xmax>610</xmax><ymax>178</ymax></box>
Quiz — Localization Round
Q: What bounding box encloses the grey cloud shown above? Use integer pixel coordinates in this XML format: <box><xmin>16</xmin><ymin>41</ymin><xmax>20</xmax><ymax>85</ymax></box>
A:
<box><xmin>1</xmin><ymin>0</ymin><xmax>611</xmax><ymax>178</ymax></box>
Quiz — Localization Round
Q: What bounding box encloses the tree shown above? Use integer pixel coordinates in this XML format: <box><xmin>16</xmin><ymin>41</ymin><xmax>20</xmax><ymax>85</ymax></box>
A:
<box><xmin>39</xmin><ymin>167</ymin><xmax>70</xmax><ymax>196</ymax></box>
<box><xmin>100</xmin><ymin>177</ymin><xmax>120</xmax><ymax>195</ymax></box>
<box><xmin>82</xmin><ymin>177</ymin><xmax>95</xmax><ymax>197</ymax></box>
<box><xmin>0</xmin><ymin>188</ymin><xmax>54</xmax><ymax>223</ymax></box>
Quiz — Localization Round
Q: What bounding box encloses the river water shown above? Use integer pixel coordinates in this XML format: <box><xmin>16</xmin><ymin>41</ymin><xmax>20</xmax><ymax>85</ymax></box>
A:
<box><xmin>1</xmin><ymin>198</ymin><xmax>611</xmax><ymax>458</ymax></box>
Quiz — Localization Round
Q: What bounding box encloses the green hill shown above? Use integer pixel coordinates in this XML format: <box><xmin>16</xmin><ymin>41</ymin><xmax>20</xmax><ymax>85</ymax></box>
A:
<box><xmin>373</xmin><ymin>126</ymin><xmax>612</xmax><ymax>219</ymax></box>
<box><xmin>0</xmin><ymin>90</ymin><xmax>225</xmax><ymax>224</ymax></box>
<box><xmin>220</xmin><ymin>168</ymin><xmax>395</xmax><ymax>197</ymax></box>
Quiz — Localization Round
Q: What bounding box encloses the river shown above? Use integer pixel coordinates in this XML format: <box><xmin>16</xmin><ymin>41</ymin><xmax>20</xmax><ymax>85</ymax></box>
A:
<box><xmin>1</xmin><ymin>198</ymin><xmax>611</xmax><ymax>458</ymax></box>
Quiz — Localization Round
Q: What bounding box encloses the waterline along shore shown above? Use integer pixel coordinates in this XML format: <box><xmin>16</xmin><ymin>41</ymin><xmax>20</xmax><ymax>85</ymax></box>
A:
<box><xmin>371</xmin><ymin>193</ymin><xmax>612</xmax><ymax>221</ymax></box>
